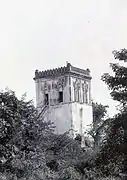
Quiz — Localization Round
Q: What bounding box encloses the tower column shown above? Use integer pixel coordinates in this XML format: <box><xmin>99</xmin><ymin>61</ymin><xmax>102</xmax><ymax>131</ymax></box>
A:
<box><xmin>89</xmin><ymin>81</ymin><xmax>92</xmax><ymax>105</ymax></box>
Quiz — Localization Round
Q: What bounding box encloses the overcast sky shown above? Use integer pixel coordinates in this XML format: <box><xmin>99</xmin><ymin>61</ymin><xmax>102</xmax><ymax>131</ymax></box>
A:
<box><xmin>0</xmin><ymin>0</ymin><xmax>127</xmax><ymax>116</ymax></box>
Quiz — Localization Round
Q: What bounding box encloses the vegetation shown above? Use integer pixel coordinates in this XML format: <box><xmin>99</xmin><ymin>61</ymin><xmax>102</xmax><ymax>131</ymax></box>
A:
<box><xmin>0</xmin><ymin>48</ymin><xmax>126</xmax><ymax>179</ymax></box>
<box><xmin>95</xmin><ymin>49</ymin><xmax>126</xmax><ymax>178</ymax></box>
<box><xmin>88</xmin><ymin>102</ymin><xmax>109</xmax><ymax>148</ymax></box>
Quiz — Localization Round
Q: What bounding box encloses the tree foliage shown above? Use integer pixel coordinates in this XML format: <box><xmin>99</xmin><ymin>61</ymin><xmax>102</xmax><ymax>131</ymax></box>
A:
<box><xmin>0</xmin><ymin>89</ymin><xmax>97</xmax><ymax>179</ymax></box>
<box><xmin>86</xmin><ymin>102</ymin><xmax>109</xmax><ymax>148</ymax></box>
<box><xmin>95</xmin><ymin>49</ymin><xmax>126</xmax><ymax>176</ymax></box>
<box><xmin>92</xmin><ymin>102</ymin><xmax>109</xmax><ymax>124</ymax></box>
<box><xmin>0</xmin><ymin>89</ymin><xmax>54</xmax><ymax>179</ymax></box>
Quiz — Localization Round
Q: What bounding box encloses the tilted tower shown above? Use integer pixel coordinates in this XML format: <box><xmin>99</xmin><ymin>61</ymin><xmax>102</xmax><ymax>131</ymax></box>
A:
<box><xmin>33</xmin><ymin>62</ymin><xmax>93</xmax><ymax>138</ymax></box>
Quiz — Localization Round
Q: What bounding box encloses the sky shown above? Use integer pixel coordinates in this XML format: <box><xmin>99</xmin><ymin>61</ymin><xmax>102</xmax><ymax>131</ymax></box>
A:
<box><xmin>0</xmin><ymin>0</ymin><xmax>127</xmax><ymax>117</ymax></box>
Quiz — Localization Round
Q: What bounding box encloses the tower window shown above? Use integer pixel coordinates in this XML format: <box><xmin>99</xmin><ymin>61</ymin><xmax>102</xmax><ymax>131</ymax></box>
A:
<box><xmin>44</xmin><ymin>94</ymin><xmax>49</xmax><ymax>105</ymax></box>
<box><xmin>58</xmin><ymin>91</ymin><xmax>63</xmax><ymax>103</ymax></box>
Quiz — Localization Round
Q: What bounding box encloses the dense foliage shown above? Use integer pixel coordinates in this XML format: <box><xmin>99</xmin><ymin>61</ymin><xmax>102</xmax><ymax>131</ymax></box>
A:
<box><xmin>95</xmin><ymin>49</ymin><xmax>126</xmax><ymax>177</ymax></box>
<box><xmin>87</xmin><ymin>102</ymin><xmax>109</xmax><ymax>148</ymax></box>
<box><xmin>0</xmin><ymin>90</ymin><xmax>96</xmax><ymax>180</ymax></box>
<box><xmin>0</xmin><ymin>48</ymin><xmax>126</xmax><ymax>179</ymax></box>
<box><xmin>0</xmin><ymin>90</ymin><xmax>54</xmax><ymax>179</ymax></box>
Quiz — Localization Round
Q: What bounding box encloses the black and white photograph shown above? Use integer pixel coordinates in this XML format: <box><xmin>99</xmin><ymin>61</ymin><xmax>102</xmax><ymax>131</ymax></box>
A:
<box><xmin>0</xmin><ymin>0</ymin><xmax>126</xmax><ymax>179</ymax></box>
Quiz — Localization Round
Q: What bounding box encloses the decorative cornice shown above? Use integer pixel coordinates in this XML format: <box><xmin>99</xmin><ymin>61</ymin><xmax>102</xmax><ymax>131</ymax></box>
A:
<box><xmin>33</xmin><ymin>63</ymin><xmax>91</xmax><ymax>80</ymax></box>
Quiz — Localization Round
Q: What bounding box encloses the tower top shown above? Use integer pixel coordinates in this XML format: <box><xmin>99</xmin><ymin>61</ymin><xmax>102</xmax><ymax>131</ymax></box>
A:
<box><xmin>33</xmin><ymin>62</ymin><xmax>91</xmax><ymax>80</ymax></box>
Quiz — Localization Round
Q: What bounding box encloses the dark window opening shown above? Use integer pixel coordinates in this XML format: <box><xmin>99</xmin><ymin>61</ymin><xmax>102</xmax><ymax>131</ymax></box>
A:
<box><xmin>44</xmin><ymin>94</ymin><xmax>49</xmax><ymax>105</ymax></box>
<box><xmin>58</xmin><ymin>91</ymin><xmax>63</xmax><ymax>103</ymax></box>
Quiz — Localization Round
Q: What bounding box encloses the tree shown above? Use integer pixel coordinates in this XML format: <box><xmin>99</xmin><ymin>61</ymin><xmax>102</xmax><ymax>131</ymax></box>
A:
<box><xmin>0</xmin><ymin>89</ymin><xmax>92</xmax><ymax>180</ymax></box>
<box><xmin>0</xmin><ymin>89</ymin><xmax>54</xmax><ymax>179</ymax></box>
<box><xmin>92</xmin><ymin>102</ymin><xmax>109</xmax><ymax>124</ymax></box>
<box><xmin>95</xmin><ymin>49</ymin><xmax>126</xmax><ymax>177</ymax></box>
<box><xmin>86</xmin><ymin>102</ymin><xmax>109</xmax><ymax>149</ymax></box>
<box><xmin>1</xmin><ymin>87</ymin><xmax>123</xmax><ymax>179</ymax></box>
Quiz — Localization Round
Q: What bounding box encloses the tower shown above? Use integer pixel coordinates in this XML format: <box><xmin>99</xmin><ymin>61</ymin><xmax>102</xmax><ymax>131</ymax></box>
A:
<box><xmin>33</xmin><ymin>63</ymin><xmax>93</xmax><ymax>138</ymax></box>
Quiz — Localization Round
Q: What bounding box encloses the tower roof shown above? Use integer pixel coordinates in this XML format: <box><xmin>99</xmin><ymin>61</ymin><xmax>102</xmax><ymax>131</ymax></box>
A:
<box><xmin>33</xmin><ymin>63</ymin><xmax>91</xmax><ymax>80</ymax></box>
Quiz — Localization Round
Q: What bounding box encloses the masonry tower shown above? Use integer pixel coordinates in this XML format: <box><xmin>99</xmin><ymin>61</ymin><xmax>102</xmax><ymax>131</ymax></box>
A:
<box><xmin>34</xmin><ymin>63</ymin><xmax>93</xmax><ymax>138</ymax></box>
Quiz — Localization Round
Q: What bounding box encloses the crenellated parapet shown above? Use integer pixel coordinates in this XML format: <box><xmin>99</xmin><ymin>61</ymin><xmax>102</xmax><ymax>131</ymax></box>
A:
<box><xmin>33</xmin><ymin>63</ymin><xmax>91</xmax><ymax>80</ymax></box>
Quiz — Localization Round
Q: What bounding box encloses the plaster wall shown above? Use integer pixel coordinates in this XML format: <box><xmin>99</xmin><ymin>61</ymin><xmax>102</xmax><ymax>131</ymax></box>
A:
<box><xmin>71</xmin><ymin>103</ymin><xmax>93</xmax><ymax>136</ymax></box>
<box><xmin>43</xmin><ymin>103</ymin><xmax>72</xmax><ymax>135</ymax></box>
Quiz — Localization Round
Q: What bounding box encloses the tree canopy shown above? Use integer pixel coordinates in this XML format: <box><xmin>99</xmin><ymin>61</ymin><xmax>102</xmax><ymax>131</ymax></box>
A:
<box><xmin>95</xmin><ymin>49</ymin><xmax>126</xmax><ymax>177</ymax></box>
<box><xmin>0</xmin><ymin>89</ymin><xmax>55</xmax><ymax>179</ymax></box>
<box><xmin>0</xmin><ymin>89</ymin><xmax>95</xmax><ymax>179</ymax></box>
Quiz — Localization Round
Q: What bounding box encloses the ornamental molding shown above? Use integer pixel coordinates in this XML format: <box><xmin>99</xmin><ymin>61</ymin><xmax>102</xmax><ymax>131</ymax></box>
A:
<box><xmin>41</xmin><ymin>82</ymin><xmax>51</xmax><ymax>92</ymax></box>
<box><xmin>41</xmin><ymin>77</ymin><xmax>67</xmax><ymax>92</ymax></box>
<box><xmin>82</xmin><ymin>81</ymin><xmax>88</xmax><ymax>92</ymax></box>
<box><xmin>73</xmin><ymin>79</ymin><xmax>81</xmax><ymax>90</ymax></box>
<box><xmin>34</xmin><ymin>63</ymin><xmax>91</xmax><ymax>80</ymax></box>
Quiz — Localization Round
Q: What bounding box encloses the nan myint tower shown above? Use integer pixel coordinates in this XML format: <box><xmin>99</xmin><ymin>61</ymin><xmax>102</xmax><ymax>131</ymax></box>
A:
<box><xmin>34</xmin><ymin>62</ymin><xmax>93</xmax><ymax>138</ymax></box>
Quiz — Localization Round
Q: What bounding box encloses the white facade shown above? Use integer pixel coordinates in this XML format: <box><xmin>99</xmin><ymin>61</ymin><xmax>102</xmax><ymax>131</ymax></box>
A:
<box><xmin>34</xmin><ymin>63</ymin><xmax>93</xmax><ymax>138</ymax></box>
